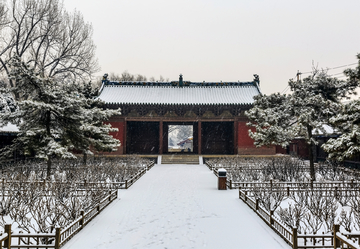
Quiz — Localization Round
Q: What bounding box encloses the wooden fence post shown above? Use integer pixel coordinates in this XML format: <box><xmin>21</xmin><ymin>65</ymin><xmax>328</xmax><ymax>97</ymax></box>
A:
<box><xmin>270</xmin><ymin>210</ymin><xmax>274</xmax><ymax>225</ymax></box>
<box><xmin>270</xmin><ymin>179</ymin><xmax>273</xmax><ymax>190</ymax></box>
<box><xmin>333</xmin><ymin>224</ymin><xmax>340</xmax><ymax>249</ymax></box>
<box><xmin>230</xmin><ymin>179</ymin><xmax>232</xmax><ymax>190</ymax></box>
<box><xmin>79</xmin><ymin>210</ymin><xmax>84</xmax><ymax>227</ymax></box>
<box><xmin>108</xmin><ymin>190</ymin><xmax>112</xmax><ymax>201</ymax></box>
<box><xmin>287</xmin><ymin>186</ymin><xmax>290</xmax><ymax>197</ymax></box>
<box><xmin>255</xmin><ymin>199</ymin><xmax>259</xmax><ymax>211</ymax></box>
<box><xmin>292</xmin><ymin>227</ymin><xmax>298</xmax><ymax>249</ymax></box>
<box><xmin>4</xmin><ymin>224</ymin><xmax>11</xmax><ymax>249</ymax></box>
<box><xmin>125</xmin><ymin>180</ymin><xmax>128</xmax><ymax>189</ymax></box>
<box><xmin>244</xmin><ymin>191</ymin><xmax>247</xmax><ymax>202</ymax></box>
<box><xmin>55</xmin><ymin>227</ymin><xmax>61</xmax><ymax>249</ymax></box>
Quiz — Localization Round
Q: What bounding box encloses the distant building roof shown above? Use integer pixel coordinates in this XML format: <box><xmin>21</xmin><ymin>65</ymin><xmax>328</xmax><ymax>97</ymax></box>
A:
<box><xmin>312</xmin><ymin>124</ymin><xmax>338</xmax><ymax>136</ymax></box>
<box><xmin>97</xmin><ymin>74</ymin><xmax>261</xmax><ymax>106</ymax></box>
<box><xmin>0</xmin><ymin>123</ymin><xmax>19</xmax><ymax>133</ymax></box>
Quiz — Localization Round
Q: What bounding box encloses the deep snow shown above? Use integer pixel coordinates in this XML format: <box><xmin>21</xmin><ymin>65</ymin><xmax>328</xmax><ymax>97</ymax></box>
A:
<box><xmin>62</xmin><ymin>164</ymin><xmax>290</xmax><ymax>249</ymax></box>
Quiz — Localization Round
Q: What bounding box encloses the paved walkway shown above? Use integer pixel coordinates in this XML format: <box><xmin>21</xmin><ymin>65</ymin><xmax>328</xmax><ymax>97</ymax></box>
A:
<box><xmin>63</xmin><ymin>164</ymin><xmax>290</xmax><ymax>249</ymax></box>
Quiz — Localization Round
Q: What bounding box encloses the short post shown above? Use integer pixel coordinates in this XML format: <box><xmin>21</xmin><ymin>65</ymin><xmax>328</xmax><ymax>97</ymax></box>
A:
<box><xmin>334</xmin><ymin>187</ymin><xmax>338</xmax><ymax>199</ymax></box>
<box><xmin>55</xmin><ymin>227</ymin><xmax>61</xmax><ymax>249</ymax></box>
<box><xmin>244</xmin><ymin>190</ymin><xmax>247</xmax><ymax>201</ymax></box>
<box><xmin>229</xmin><ymin>179</ymin><xmax>232</xmax><ymax>190</ymax></box>
<box><xmin>4</xmin><ymin>224</ymin><xmax>11</xmax><ymax>249</ymax></box>
<box><xmin>217</xmin><ymin>168</ymin><xmax>227</xmax><ymax>190</ymax></box>
<box><xmin>333</xmin><ymin>224</ymin><xmax>340</xmax><ymax>249</ymax></box>
<box><xmin>125</xmin><ymin>179</ymin><xmax>128</xmax><ymax>189</ymax></box>
<box><xmin>292</xmin><ymin>227</ymin><xmax>298</xmax><ymax>249</ymax></box>
<box><xmin>270</xmin><ymin>210</ymin><xmax>274</xmax><ymax>225</ymax></box>
<box><xmin>255</xmin><ymin>199</ymin><xmax>259</xmax><ymax>211</ymax></box>
<box><xmin>108</xmin><ymin>190</ymin><xmax>112</xmax><ymax>201</ymax></box>
<box><xmin>287</xmin><ymin>186</ymin><xmax>290</xmax><ymax>197</ymax></box>
<box><xmin>97</xmin><ymin>204</ymin><xmax>100</xmax><ymax>212</ymax></box>
<box><xmin>270</xmin><ymin>179</ymin><xmax>273</xmax><ymax>190</ymax></box>
<box><xmin>79</xmin><ymin>210</ymin><xmax>84</xmax><ymax>227</ymax></box>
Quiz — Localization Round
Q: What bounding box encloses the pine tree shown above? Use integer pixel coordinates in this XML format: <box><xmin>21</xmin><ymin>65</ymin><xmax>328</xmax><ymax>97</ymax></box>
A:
<box><xmin>0</xmin><ymin>56</ymin><xmax>121</xmax><ymax>177</ymax></box>
<box><xmin>246</xmin><ymin>68</ymin><xmax>358</xmax><ymax>181</ymax></box>
<box><xmin>322</xmin><ymin>55</ymin><xmax>360</xmax><ymax>161</ymax></box>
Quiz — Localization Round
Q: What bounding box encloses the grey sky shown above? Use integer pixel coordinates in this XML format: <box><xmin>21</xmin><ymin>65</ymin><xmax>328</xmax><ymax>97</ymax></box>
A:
<box><xmin>64</xmin><ymin>0</ymin><xmax>360</xmax><ymax>95</ymax></box>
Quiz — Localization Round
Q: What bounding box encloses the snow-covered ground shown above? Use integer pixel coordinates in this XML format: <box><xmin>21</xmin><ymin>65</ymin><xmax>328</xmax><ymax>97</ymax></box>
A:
<box><xmin>62</xmin><ymin>164</ymin><xmax>290</xmax><ymax>249</ymax></box>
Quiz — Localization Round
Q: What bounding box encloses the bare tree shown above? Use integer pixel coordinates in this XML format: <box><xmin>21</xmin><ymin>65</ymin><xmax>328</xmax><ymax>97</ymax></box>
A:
<box><xmin>0</xmin><ymin>0</ymin><xmax>99</xmax><ymax>93</ymax></box>
<box><xmin>135</xmin><ymin>74</ymin><xmax>147</xmax><ymax>81</ymax></box>
<box><xmin>0</xmin><ymin>0</ymin><xmax>8</xmax><ymax>28</ymax></box>
<box><xmin>110</xmin><ymin>71</ymin><xmax>150</xmax><ymax>82</ymax></box>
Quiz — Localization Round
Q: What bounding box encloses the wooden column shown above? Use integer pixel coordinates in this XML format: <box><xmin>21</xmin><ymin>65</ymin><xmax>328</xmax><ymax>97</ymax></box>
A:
<box><xmin>123</xmin><ymin>119</ymin><xmax>127</xmax><ymax>154</ymax></box>
<box><xmin>159</xmin><ymin>120</ymin><xmax>163</xmax><ymax>154</ymax></box>
<box><xmin>234</xmin><ymin>119</ymin><xmax>238</xmax><ymax>155</ymax></box>
<box><xmin>198</xmin><ymin>121</ymin><xmax>202</xmax><ymax>155</ymax></box>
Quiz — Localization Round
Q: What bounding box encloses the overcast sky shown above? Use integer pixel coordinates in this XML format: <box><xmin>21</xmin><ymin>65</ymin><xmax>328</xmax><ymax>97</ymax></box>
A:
<box><xmin>64</xmin><ymin>0</ymin><xmax>360</xmax><ymax>95</ymax></box>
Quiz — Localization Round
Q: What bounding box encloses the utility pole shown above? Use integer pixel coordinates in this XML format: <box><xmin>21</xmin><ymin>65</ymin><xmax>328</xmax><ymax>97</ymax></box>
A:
<box><xmin>296</xmin><ymin>70</ymin><xmax>301</xmax><ymax>82</ymax></box>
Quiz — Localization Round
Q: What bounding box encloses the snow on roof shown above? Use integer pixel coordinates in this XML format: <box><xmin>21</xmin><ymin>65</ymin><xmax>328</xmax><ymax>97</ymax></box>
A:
<box><xmin>312</xmin><ymin>124</ymin><xmax>337</xmax><ymax>136</ymax></box>
<box><xmin>97</xmin><ymin>84</ymin><xmax>261</xmax><ymax>105</ymax></box>
<box><xmin>0</xmin><ymin>123</ymin><xmax>19</xmax><ymax>133</ymax></box>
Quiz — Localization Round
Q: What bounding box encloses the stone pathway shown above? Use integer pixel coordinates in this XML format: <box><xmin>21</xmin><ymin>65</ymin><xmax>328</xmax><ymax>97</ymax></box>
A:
<box><xmin>62</xmin><ymin>164</ymin><xmax>290</xmax><ymax>249</ymax></box>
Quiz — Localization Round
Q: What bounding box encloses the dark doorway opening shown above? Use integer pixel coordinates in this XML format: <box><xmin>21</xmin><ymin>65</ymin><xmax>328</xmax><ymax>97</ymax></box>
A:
<box><xmin>201</xmin><ymin>122</ymin><xmax>234</xmax><ymax>154</ymax></box>
<box><xmin>126</xmin><ymin>121</ymin><xmax>159</xmax><ymax>154</ymax></box>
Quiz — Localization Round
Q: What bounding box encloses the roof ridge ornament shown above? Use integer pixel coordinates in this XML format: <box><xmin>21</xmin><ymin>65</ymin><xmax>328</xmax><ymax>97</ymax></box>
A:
<box><xmin>179</xmin><ymin>74</ymin><xmax>183</xmax><ymax>87</ymax></box>
<box><xmin>253</xmin><ymin>74</ymin><xmax>260</xmax><ymax>85</ymax></box>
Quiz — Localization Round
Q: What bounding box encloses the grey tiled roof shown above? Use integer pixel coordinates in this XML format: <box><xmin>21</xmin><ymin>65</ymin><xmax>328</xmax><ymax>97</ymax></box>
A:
<box><xmin>97</xmin><ymin>83</ymin><xmax>261</xmax><ymax>105</ymax></box>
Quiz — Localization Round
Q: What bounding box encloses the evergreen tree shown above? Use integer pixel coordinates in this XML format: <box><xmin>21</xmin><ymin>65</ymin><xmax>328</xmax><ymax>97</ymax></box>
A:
<box><xmin>322</xmin><ymin>55</ymin><xmax>360</xmax><ymax>160</ymax></box>
<box><xmin>0</xmin><ymin>81</ymin><xmax>17</xmax><ymax>114</ymax></box>
<box><xmin>246</xmin><ymin>68</ymin><xmax>358</xmax><ymax>181</ymax></box>
<box><xmin>0</xmin><ymin>56</ymin><xmax>120</xmax><ymax>177</ymax></box>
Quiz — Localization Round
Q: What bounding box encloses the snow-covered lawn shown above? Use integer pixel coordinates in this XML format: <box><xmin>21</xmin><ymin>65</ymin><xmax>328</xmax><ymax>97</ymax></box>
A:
<box><xmin>62</xmin><ymin>164</ymin><xmax>290</xmax><ymax>249</ymax></box>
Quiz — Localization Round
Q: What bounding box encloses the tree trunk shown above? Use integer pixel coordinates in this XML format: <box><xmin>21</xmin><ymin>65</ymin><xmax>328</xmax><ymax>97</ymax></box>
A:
<box><xmin>47</xmin><ymin>159</ymin><xmax>51</xmax><ymax>179</ymax></box>
<box><xmin>46</xmin><ymin>110</ymin><xmax>51</xmax><ymax>178</ymax></box>
<box><xmin>309</xmin><ymin>143</ymin><xmax>315</xmax><ymax>181</ymax></box>
<box><xmin>307</xmin><ymin>125</ymin><xmax>316</xmax><ymax>181</ymax></box>
<box><xmin>83</xmin><ymin>152</ymin><xmax>87</xmax><ymax>165</ymax></box>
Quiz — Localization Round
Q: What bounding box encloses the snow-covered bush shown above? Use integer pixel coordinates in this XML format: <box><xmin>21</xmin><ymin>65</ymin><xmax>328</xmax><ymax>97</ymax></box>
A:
<box><xmin>0</xmin><ymin>156</ymin><xmax>152</xmax><ymax>233</ymax></box>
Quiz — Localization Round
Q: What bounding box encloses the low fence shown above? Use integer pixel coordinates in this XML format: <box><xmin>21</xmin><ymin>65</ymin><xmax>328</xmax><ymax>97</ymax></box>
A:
<box><xmin>0</xmin><ymin>190</ymin><xmax>117</xmax><ymax>249</ymax></box>
<box><xmin>207</xmin><ymin>160</ymin><xmax>360</xmax><ymax>191</ymax></box>
<box><xmin>0</xmin><ymin>161</ymin><xmax>155</xmax><ymax>191</ymax></box>
<box><xmin>124</xmin><ymin>161</ymin><xmax>154</xmax><ymax>189</ymax></box>
<box><xmin>239</xmin><ymin>189</ymin><xmax>360</xmax><ymax>249</ymax></box>
<box><xmin>0</xmin><ymin>161</ymin><xmax>156</xmax><ymax>248</ymax></box>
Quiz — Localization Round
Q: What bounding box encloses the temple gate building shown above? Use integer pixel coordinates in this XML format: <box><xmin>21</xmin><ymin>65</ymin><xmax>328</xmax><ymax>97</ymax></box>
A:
<box><xmin>97</xmin><ymin>74</ymin><xmax>276</xmax><ymax>155</ymax></box>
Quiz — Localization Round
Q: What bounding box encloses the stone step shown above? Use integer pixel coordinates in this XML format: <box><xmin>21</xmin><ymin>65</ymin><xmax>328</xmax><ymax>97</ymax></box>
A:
<box><xmin>161</xmin><ymin>155</ymin><xmax>199</xmax><ymax>164</ymax></box>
